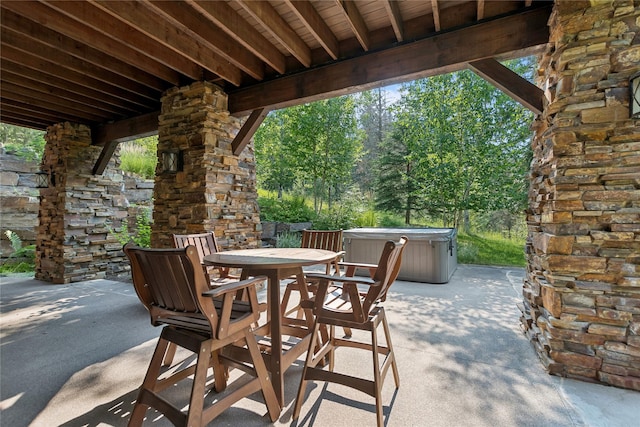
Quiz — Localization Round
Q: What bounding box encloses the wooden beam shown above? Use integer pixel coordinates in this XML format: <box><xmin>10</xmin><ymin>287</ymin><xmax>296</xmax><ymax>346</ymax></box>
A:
<box><xmin>189</xmin><ymin>0</ymin><xmax>286</xmax><ymax>74</ymax></box>
<box><xmin>2</xmin><ymin>1</ymin><xmax>185</xmax><ymax>85</ymax></box>
<box><xmin>232</xmin><ymin>108</ymin><xmax>269</xmax><ymax>155</ymax></box>
<box><xmin>91</xmin><ymin>111</ymin><xmax>159</xmax><ymax>146</ymax></box>
<box><xmin>336</xmin><ymin>0</ymin><xmax>370</xmax><ymax>51</ymax></box>
<box><xmin>93</xmin><ymin>0</ymin><xmax>242</xmax><ymax>86</ymax></box>
<box><xmin>92</xmin><ymin>140</ymin><xmax>120</xmax><ymax>175</ymax></box>
<box><xmin>384</xmin><ymin>0</ymin><xmax>404</xmax><ymax>42</ymax></box>
<box><xmin>142</xmin><ymin>0</ymin><xmax>264</xmax><ymax>81</ymax></box>
<box><xmin>228</xmin><ymin>5</ymin><xmax>552</xmax><ymax>115</ymax></box>
<box><xmin>431</xmin><ymin>0</ymin><xmax>441</xmax><ymax>32</ymax></box>
<box><xmin>0</xmin><ymin>28</ymin><xmax>161</xmax><ymax>104</ymax></box>
<box><xmin>468</xmin><ymin>58</ymin><xmax>544</xmax><ymax>114</ymax></box>
<box><xmin>239</xmin><ymin>0</ymin><xmax>312</xmax><ymax>68</ymax></box>
<box><xmin>286</xmin><ymin>0</ymin><xmax>340</xmax><ymax>60</ymax></box>
<box><xmin>477</xmin><ymin>0</ymin><xmax>485</xmax><ymax>20</ymax></box>
<box><xmin>1</xmin><ymin>7</ymin><xmax>167</xmax><ymax>93</ymax></box>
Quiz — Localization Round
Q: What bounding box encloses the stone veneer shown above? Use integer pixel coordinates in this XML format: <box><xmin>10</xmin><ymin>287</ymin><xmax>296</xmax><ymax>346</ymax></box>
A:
<box><xmin>521</xmin><ymin>0</ymin><xmax>640</xmax><ymax>390</ymax></box>
<box><xmin>36</xmin><ymin>122</ymin><xmax>129</xmax><ymax>283</ymax></box>
<box><xmin>152</xmin><ymin>81</ymin><xmax>261</xmax><ymax>249</ymax></box>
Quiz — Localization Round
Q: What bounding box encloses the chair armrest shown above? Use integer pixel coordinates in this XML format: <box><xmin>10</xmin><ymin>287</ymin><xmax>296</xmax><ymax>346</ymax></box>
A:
<box><xmin>305</xmin><ymin>272</ymin><xmax>375</xmax><ymax>286</ymax></box>
<box><xmin>203</xmin><ymin>276</ymin><xmax>266</xmax><ymax>298</ymax></box>
<box><xmin>338</xmin><ymin>261</ymin><xmax>377</xmax><ymax>269</ymax></box>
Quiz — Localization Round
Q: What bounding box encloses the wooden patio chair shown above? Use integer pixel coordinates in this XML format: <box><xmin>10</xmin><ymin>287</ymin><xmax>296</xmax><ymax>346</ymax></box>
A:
<box><xmin>124</xmin><ymin>243</ymin><xmax>279</xmax><ymax>426</ymax></box>
<box><xmin>280</xmin><ymin>229</ymin><xmax>344</xmax><ymax>318</ymax></box>
<box><xmin>173</xmin><ymin>232</ymin><xmax>239</xmax><ymax>284</ymax></box>
<box><xmin>292</xmin><ymin>236</ymin><xmax>408</xmax><ymax>427</ymax></box>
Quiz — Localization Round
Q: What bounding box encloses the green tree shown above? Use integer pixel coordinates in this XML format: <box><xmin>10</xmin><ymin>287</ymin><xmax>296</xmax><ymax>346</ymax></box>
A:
<box><xmin>376</xmin><ymin>59</ymin><xmax>533</xmax><ymax>228</ymax></box>
<box><xmin>354</xmin><ymin>88</ymin><xmax>394</xmax><ymax>197</ymax></box>
<box><xmin>280</xmin><ymin>96</ymin><xmax>363</xmax><ymax>212</ymax></box>
<box><xmin>254</xmin><ymin>110</ymin><xmax>296</xmax><ymax>197</ymax></box>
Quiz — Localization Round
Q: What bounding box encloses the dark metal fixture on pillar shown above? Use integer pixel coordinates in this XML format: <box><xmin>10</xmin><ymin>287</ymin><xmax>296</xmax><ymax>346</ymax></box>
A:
<box><xmin>161</xmin><ymin>150</ymin><xmax>183</xmax><ymax>173</ymax></box>
<box><xmin>631</xmin><ymin>72</ymin><xmax>640</xmax><ymax>119</ymax></box>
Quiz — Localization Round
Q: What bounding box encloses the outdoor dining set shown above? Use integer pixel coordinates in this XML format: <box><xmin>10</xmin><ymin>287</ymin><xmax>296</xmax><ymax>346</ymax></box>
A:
<box><xmin>124</xmin><ymin>229</ymin><xmax>408</xmax><ymax>426</ymax></box>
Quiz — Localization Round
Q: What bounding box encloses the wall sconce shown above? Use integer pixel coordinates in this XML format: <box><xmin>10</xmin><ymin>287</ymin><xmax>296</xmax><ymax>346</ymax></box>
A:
<box><xmin>161</xmin><ymin>150</ymin><xmax>183</xmax><ymax>173</ymax></box>
<box><xmin>35</xmin><ymin>171</ymin><xmax>55</xmax><ymax>188</ymax></box>
<box><xmin>35</xmin><ymin>171</ymin><xmax>49</xmax><ymax>188</ymax></box>
<box><xmin>631</xmin><ymin>72</ymin><xmax>640</xmax><ymax>119</ymax></box>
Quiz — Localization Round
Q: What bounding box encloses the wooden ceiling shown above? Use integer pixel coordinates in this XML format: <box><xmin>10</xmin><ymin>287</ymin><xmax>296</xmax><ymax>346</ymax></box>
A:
<box><xmin>0</xmin><ymin>0</ymin><xmax>552</xmax><ymax>143</ymax></box>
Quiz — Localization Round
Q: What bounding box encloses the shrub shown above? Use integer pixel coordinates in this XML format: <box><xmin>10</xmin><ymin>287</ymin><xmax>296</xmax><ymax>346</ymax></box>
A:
<box><xmin>275</xmin><ymin>231</ymin><xmax>301</xmax><ymax>248</ymax></box>
<box><xmin>109</xmin><ymin>208</ymin><xmax>152</xmax><ymax>247</ymax></box>
<box><xmin>1</xmin><ymin>230</ymin><xmax>35</xmax><ymax>273</ymax></box>
<box><xmin>258</xmin><ymin>196</ymin><xmax>315</xmax><ymax>223</ymax></box>
<box><xmin>120</xmin><ymin>139</ymin><xmax>157</xmax><ymax>179</ymax></box>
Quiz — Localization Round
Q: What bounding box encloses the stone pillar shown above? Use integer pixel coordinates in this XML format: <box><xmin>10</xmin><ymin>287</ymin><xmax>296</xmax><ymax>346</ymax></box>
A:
<box><xmin>36</xmin><ymin>123</ymin><xmax>129</xmax><ymax>283</ymax></box>
<box><xmin>152</xmin><ymin>81</ymin><xmax>260</xmax><ymax>249</ymax></box>
<box><xmin>521</xmin><ymin>1</ymin><xmax>640</xmax><ymax>390</ymax></box>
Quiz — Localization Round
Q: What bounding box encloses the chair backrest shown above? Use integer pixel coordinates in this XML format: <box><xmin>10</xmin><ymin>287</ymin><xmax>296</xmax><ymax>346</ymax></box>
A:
<box><xmin>124</xmin><ymin>243</ymin><xmax>218</xmax><ymax>334</ymax></box>
<box><xmin>173</xmin><ymin>232</ymin><xmax>221</xmax><ymax>262</ymax></box>
<box><xmin>301</xmin><ymin>229</ymin><xmax>343</xmax><ymax>252</ymax></box>
<box><xmin>363</xmin><ymin>236</ymin><xmax>408</xmax><ymax>309</ymax></box>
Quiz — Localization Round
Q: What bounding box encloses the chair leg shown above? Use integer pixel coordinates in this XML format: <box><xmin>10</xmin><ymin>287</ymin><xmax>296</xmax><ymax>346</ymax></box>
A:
<box><xmin>185</xmin><ymin>339</ymin><xmax>214</xmax><ymax>427</ymax></box>
<box><xmin>293</xmin><ymin>321</ymin><xmax>323</xmax><ymax>420</ymax></box>
<box><xmin>244</xmin><ymin>329</ymin><xmax>280</xmax><ymax>422</ymax></box>
<box><xmin>129</xmin><ymin>337</ymin><xmax>170</xmax><ymax>426</ymax></box>
<box><xmin>381</xmin><ymin>310</ymin><xmax>400</xmax><ymax>388</ymax></box>
<box><xmin>163</xmin><ymin>342</ymin><xmax>177</xmax><ymax>366</ymax></box>
<box><xmin>371</xmin><ymin>324</ymin><xmax>384</xmax><ymax>427</ymax></box>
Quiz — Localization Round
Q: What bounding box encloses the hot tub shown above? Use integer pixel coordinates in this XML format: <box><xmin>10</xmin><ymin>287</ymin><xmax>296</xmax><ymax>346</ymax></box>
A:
<box><xmin>343</xmin><ymin>228</ymin><xmax>457</xmax><ymax>283</ymax></box>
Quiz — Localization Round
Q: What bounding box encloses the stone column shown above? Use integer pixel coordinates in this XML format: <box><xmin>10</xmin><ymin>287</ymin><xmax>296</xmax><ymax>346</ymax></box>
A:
<box><xmin>152</xmin><ymin>81</ymin><xmax>260</xmax><ymax>249</ymax></box>
<box><xmin>36</xmin><ymin>122</ymin><xmax>128</xmax><ymax>283</ymax></box>
<box><xmin>521</xmin><ymin>1</ymin><xmax>640</xmax><ymax>390</ymax></box>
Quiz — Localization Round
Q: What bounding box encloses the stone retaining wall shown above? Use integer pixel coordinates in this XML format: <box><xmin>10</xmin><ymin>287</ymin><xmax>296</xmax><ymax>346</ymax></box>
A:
<box><xmin>0</xmin><ymin>153</ymin><xmax>154</xmax><ymax>258</ymax></box>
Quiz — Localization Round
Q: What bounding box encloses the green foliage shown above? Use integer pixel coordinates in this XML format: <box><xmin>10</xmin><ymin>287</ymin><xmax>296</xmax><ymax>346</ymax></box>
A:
<box><xmin>374</xmin><ymin>58</ymin><xmax>534</xmax><ymax>227</ymax></box>
<box><xmin>1</xmin><ymin>230</ymin><xmax>35</xmax><ymax>273</ymax></box>
<box><xmin>457</xmin><ymin>232</ymin><xmax>526</xmax><ymax>267</ymax></box>
<box><xmin>109</xmin><ymin>208</ymin><xmax>152</xmax><ymax>247</ymax></box>
<box><xmin>275</xmin><ymin>231</ymin><xmax>302</xmax><ymax>248</ymax></box>
<box><xmin>119</xmin><ymin>137</ymin><xmax>158</xmax><ymax>179</ymax></box>
<box><xmin>0</xmin><ymin>124</ymin><xmax>45</xmax><ymax>162</ymax></box>
<box><xmin>255</xmin><ymin>96</ymin><xmax>363</xmax><ymax>212</ymax></box>
<box><xmin>378</xmin><ymin>213</ymin><xmax>406</xmax><ymax>227</ymax></box>
<box><xmin>355</xmin><ymin>209</ymin><xmax>378</xmax><ymax>227</ymax></box>
<box><xmin>257</xmin><ymin>196</ymin><xmax>315</xmax><ymax>223</ymax></box>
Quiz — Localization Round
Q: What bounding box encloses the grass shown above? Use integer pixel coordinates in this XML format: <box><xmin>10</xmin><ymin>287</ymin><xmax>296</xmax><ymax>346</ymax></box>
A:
<box><xmin>457</xmin><ymin>232</ymin><xmax>526</xmax><ymax>267</ymax></box>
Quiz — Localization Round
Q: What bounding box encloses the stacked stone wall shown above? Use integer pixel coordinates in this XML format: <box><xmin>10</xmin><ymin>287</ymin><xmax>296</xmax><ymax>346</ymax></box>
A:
<box><xmin>36</xmin><ymin>123</ymin><xmax>131</xmax><ymax>283</ymax></box>
<box><xmin>521</xmin><ymin>0</ymin><xmax>640</xmax><ymax>390</ymax></box>
<box><xmin>0</xmin><ymin>154</ymin><xmax>40</xmax><ymax>255</ymax></box>
<box><xmin>153</xmin><ymin>81</ymin><xmax>260</xmax><ymax>250</ymax></box>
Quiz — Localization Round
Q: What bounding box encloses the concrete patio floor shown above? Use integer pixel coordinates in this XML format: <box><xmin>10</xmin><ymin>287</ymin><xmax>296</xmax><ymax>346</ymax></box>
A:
<box><xmin>1</xmin><ymin>265</ymin><xmax>638</xmax><ymax>427</ymax></box>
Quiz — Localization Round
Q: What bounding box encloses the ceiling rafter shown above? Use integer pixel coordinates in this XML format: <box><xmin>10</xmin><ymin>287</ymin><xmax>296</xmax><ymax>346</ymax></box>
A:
<box><xmin>431</xmin><ymin>0</ymin><xmax>441</xmax><ymax>32</ymax></box>
<box><xmin>477</xmin><ymin>0</ymin><xmax>485</xmax><ymax>20</ymax></box>
<box><xmin>141</xmin><ymin>0</ymin><xmax>264</xmax><ymax>81</ymax></box>
<box><xmin>188</xmin><ymin>0</ymin><xmax>286</xmax><ymax>75</ymax></box>
<box><xmin>285</xmin><ymin>0</ymin><xmax>340</xmax><ymax>60</ymax></box>
<box><xmin>1</xmin><ymin>8</ymin><xmax>167</xmax><ymax>93</ymax></box>
<box><xmin>1</xmin><ymin>48</ymin><xmax>159</xmax><ymax>115</ymax></box>
<box><xmin>229</xmin><ymin>5</ymin><xmax>551</xmax><ymax>115</ymax></box>
<box><xmin>384</xmin><ymin>0</ymin><xmax>404</xmax><ymax>42</ymax></box>
<box><xmin>336</xmin><ymin>0</ymin><xmax>371</xmax><ymax>51</ymax></box>
<box><xmin>91</xmin><ymin>0</ymin><xmax>244</xmax><ymax>86</ymax></box>
<box><xmin>5</xmin><ymin>0</ymin><xmax>185</xmax><ymax>85</ymax></box>
<box><xmin>238</xmin><ymin>0</ymin><xmax>312</xmax><ymax>68</ymax></box>
<box><xmin>0</xmin><ymin>27</ymin><xmax>160</xmax><ymax>106</ymax></box>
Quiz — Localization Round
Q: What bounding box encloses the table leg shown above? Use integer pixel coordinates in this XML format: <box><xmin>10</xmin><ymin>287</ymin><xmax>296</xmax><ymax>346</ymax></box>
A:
<box><xmin>267</xmin><ymin>270</ymin><xmax>284</xmax><ymax>406</ymax></box>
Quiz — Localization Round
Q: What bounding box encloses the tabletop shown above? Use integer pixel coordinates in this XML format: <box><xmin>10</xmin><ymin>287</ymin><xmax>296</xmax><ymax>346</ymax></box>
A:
<box><xmin>203</xmin><ymin>247</ymin><xmax>338</xmax><ymax>269</ymax></box>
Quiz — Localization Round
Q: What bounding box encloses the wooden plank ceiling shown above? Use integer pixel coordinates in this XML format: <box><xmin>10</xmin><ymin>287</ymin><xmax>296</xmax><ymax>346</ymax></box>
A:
<box><xmin>0</xmin><ymin>0</ymin><xmax>552</xmax><ymax>145</ymax></box>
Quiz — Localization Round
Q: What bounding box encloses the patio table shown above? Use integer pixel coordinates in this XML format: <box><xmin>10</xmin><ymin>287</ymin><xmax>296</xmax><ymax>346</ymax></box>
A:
<box><xmin>203</xmin><ymin>247</ymin><xmax>339</xmax><ymax>407</ymax></box>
